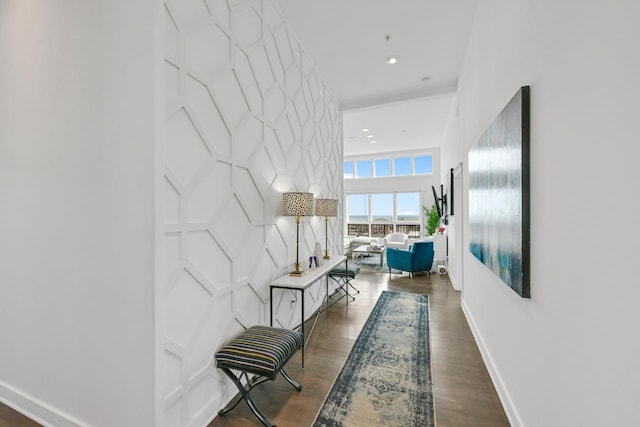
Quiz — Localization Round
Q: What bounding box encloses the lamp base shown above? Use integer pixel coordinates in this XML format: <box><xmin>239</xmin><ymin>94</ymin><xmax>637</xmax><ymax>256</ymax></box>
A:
<box><xmin>289</xmin><ymin>263</ymin><xmax>305</xmax><ymax>277</ymax></box>
<box><xmin>323</xmin><ymin>255</ymin><xmax>331</xmax><ymax>260</ymax></box>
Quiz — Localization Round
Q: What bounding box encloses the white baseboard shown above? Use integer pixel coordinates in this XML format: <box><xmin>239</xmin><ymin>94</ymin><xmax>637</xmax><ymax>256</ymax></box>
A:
<box><xmin>461</xmin><ymin>299</ymin><xmax>525</xmax><ymax>427</ymax></box>
<box><xmin>0</xmin><ymin>380</ymin><xmax>84</xmax><ymax>427</ymax></box>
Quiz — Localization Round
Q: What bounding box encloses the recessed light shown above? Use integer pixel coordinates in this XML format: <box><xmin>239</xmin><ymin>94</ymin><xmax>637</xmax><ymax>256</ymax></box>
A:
<box><xmin>366</xmin><ymin>135</ymin><xmax>374</xmax><ymax>138</ymax></box>
<box><xmin>370</xmin><ymin>140</ymin><xmax>377</xmax><ymax>143</ymax></box>
<box><xmin>361</xmin><ymin>128</ymin><xmax>369</xmax><ymax>132</ymax></box>
<box><xmin>386</xmin><ymin>56</ymin><xmax>398</xmax><ymax>64</ymax></box>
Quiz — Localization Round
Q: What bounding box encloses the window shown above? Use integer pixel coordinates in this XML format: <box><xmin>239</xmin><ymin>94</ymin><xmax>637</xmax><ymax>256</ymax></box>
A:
<box><xmin>343</xmin><ymin>161</ymin><xmax>354</xmax><ymax>179</ymax></box>
<box><xmin>374</xmin><ymin>159</ymin><xmax>391</xmax><ymax>177</ymax></box>
<box><xmin>371</xmin><ymin>193</ymin><xmax>393</xmax><ymax>222</ymax></box>
<box><xmin>347</xmin><ymin>194</ymin><xmax>368</xmax><ymax>222</ymax></box>
<box><xmin>346</xmin><ymin>192</ymin><xmax>422</xmax><ymax>238</ymax></box>
<box><xmin>355</xmin><ymin>160</ymin><xmax>372</xmax><ymax>178</ymax></box>
<box><xmin>414</xmin><ymin>155</ymin><xmax>433</xmax><ymax>174</ymax></box>
<box><xmin>393</xmin><ymin>157</ymin><xmax>411</xmax><ymax>176</ymax></box>
<box><xmin>396</xmin><ymin>192</ymin><xmax>420</xmax><ymax>222</ymax></box>
<box><xmin>344</xmin><ymin>153</ymin><xmax>434</xmax><ymax>179</ymax></box>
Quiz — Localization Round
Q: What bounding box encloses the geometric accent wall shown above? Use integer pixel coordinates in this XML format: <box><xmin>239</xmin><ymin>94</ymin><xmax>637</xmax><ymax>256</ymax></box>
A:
<box><xmin>161</xmin><ymin>1</ymin><xmax>342</xmax><ymax>425</ymax></box>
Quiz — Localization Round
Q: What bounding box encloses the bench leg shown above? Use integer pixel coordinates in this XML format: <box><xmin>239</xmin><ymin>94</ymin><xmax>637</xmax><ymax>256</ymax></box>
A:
<box><xmin>218</xmin><ymin>368</ymin><xmax>274</xmax><ymax>427</ymax></box>
<box><xmin>280</xmin><ymin>369</ymin><xmax>302</xmax><ymax>391</ymax></box>
<box><xmin>328</xmin><ymin>275</ymin><xmax>356</xmax><ymax>301</ymax></box>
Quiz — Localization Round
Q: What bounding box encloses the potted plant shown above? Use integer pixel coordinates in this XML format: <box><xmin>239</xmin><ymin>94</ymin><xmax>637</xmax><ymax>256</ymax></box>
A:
<box><xmin>424</xmin><ymin>204</ymin><xmax>440</xmax><ymax>236</ymax></box>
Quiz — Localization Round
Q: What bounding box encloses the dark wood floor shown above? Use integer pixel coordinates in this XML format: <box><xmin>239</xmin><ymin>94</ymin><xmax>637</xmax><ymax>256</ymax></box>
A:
<box><xmin>209</xmin><ymin>270</ymin><xmax>510</xmax><ymax>427</ymax></box>
<box><xmin>0</xmin><ymin>271</ymin><xmax>510</xmax><ymax>427</ymax></box>
<box><xmin>0</xmin><ymin>405</ymin><xmax>39</xmax><ymax>427</ymax></box>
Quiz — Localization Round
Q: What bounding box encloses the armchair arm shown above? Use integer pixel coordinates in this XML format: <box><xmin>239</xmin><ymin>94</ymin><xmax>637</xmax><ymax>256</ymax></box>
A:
<box><xmin>386</xmin><ymin>247</ymin><xmax>414</xmax><ymax>271</ymax></box>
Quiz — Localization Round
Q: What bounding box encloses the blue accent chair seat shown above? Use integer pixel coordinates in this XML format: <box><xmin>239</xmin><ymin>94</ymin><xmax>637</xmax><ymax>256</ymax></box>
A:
<box><xmin>386</xmin><ymin>240</ymin><xmax>435</xmax><ymax>278</ymax></box>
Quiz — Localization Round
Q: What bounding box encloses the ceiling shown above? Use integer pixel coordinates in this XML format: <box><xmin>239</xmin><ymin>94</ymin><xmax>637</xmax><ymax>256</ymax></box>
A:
<box><xmin>273</xmin><ymin>0</ymin><xmax>478</xmax><ymax>156</ymax></box>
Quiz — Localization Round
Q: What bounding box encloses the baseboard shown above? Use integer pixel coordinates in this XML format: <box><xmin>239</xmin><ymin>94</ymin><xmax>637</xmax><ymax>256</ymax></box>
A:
<box><xmin>0</xmin><ymin>380</ymin><xmax>84</xmax><ymax>427</ymax></box>
<box><xmin>460</xmin><ymin>300</ymin><xmax>525</xmax><ymax>427</ymax></box>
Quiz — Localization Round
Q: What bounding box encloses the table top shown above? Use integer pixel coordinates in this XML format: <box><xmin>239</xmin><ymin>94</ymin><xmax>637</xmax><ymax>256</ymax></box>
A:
<box><xmin>271</xmin><ymin>255</ymin><xmax>347</xmax><ymax>290</ymax></box>
<box><xmin>352</xmin><ymin>245</ymin><xmax>386</xmax><ymax>253</ymax></box>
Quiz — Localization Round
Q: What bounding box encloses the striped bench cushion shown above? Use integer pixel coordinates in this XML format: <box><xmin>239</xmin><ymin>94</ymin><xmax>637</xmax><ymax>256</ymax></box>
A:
<box><xmin>215</xmin><ymin>326</ymin><xmax>303</xmax><ymax>379</ymax></box>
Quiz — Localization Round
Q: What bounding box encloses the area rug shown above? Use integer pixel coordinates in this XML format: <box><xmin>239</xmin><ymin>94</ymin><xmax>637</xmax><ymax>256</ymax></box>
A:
<box><xmin>313</xmin><ymin>291</ymin><xmax>434</xmax><ymax>427</ymax></box>
<box><xmin>353</xmin><ymin>255</ymin><xmax>402</xmax><ymax>274</ymax></box>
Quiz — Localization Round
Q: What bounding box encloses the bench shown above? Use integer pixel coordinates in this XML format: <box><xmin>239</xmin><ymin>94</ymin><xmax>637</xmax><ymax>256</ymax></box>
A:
<box><xmin>328</xmin><ymin>263</ymin><xmax>360</xmax><ymax>302</ymax></box>
<box><xmin>215</xmin><ymin>325</ymin><xmax>303</xmax><ymax>427</ymax></box>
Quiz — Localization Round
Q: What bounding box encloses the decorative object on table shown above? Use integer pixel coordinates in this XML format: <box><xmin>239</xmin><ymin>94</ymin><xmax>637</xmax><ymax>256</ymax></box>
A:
<box><xmin>282</xmin><ymin>192</ymin><xmax>314</xmax><ymax>276</ymax></box>
<box><xmin>468</xmin><ymin>86</ymin><xmax>530</xmax><ymax>298</ymax></box>
<box><xmin>312</xmin><ymin>241</ymin><xmax>323</xmax><ymax>266</ymax></box>
<box><xmin>386</xmin><ymin>240</ymin><xmax>435</xmax><ymax>278</ymax></box>
<box><xmin>424</xmin><ymin>203</ymin><xmax>441</xmax><ymax>236</ymax></box>
<box><xmin>314</xmin><ymin>198</ymin><xmax>338</xmax><ymax>260</ymax></box>
<box><xmin>313</xmin><ymin>291</ymin><xmax>434</xmax><ymax>427</ymax></box>
<box><xmin>308</xmin><ymin>255</ymin><xmax>319</xmax><ymax>269</ymax></box>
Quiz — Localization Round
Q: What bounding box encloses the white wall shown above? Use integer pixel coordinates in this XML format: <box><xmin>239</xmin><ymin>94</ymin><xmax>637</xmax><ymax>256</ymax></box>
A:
<box><xmin>158</xmin><ymin>1</ymin><xmax>343</xmax><ymax>426</ymax></box>
<box><xmin>444</xmin><ymin>0</ymin><xmax>640</xmax><ymax>425</ymax></box>
<box><xmin>0</xmin><ymin>1</ymin><xmax>156</xmax><ymax>426</ymax></box>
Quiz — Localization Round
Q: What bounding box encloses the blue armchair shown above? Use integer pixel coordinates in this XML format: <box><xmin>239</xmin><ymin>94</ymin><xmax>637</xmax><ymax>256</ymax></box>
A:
<box><xmin>386</xmin><ymin>241</ymin><xmax>435</xmax><ymax>277</ymax></box>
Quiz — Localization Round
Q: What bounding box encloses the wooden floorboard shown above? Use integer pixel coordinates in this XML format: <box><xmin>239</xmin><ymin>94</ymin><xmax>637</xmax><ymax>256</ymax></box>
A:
<box><xmin>0</xmin><ymin>270</ymin><xmax>510</xmax><ymax>427</ymax></box>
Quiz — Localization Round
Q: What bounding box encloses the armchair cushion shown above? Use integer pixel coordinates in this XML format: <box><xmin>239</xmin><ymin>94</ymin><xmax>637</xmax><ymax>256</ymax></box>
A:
<box><xmin>386</xmin><ymin>241</ymin><xmax>435</xmax><ymax>275</ymax></box>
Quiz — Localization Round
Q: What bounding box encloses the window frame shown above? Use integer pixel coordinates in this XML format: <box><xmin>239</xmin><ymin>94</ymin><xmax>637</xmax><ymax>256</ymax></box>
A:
<box><xmin>344</xmin><ymin>153</ymin><xmax>434</xmax><ymax>179</ymax></box>
<box><xmin>345</xmin><ymin>191</ymin><xmax>423</xmax><ymax>238</ymax></box>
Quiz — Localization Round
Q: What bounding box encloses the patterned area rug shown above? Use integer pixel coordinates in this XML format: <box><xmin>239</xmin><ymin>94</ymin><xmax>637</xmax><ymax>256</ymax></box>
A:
<box><xmin>352</xmin><ymin>254</ymin><xmax>402</xmax><ymax>274</ymax></box>
<box><xmin>313</xmin><ymin>291</ymin><xmax>434</xmax><ymax>427</ymax></box>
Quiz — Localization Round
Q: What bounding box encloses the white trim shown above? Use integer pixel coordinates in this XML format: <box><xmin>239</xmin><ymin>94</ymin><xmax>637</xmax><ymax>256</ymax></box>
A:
<box><xmin>0</xmin><ymin>381</ymin><xmax>85</xmax><ymax>427</ymax></box>
<box><xmin>461</xmin><ymin>300</ymin><xmax>524</xmax><ymax>427</ymax></box>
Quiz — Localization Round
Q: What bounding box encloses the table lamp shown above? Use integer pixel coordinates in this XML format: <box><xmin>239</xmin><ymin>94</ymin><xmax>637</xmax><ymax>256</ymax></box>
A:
<box><xmin>315</xmin><ymin>198</ymin><xmax>338</xmax><ymax>260</ymax></box>
<box><xmin>282</xmin><ymin>192</ymin><xmax>314</xmax><ymax>276</ymax></box>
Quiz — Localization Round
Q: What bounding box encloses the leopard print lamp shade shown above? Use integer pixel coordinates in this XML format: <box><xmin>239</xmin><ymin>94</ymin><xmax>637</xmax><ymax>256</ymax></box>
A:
<box><xmin>315</xmin><ymin>198</ymin><xmax>338</xmax><ymax>217</ymax></box>
<box><xmin>282</xmin><ymin>192</ymin><xmax>314</xmax><ymax>217</ymax></box>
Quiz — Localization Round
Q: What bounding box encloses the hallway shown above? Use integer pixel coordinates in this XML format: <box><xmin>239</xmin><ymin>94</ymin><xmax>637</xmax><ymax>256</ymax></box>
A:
<box><xmin>209</xmin><ymin>269</ymin><xmax>509</xmax><ymax>427</ymax></box>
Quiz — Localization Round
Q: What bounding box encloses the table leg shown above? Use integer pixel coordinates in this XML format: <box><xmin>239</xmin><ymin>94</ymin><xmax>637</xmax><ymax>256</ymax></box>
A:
<box><xmin>269</xmin><ymin>287</ymin><xmax>273</xmax><ymax>326</ymax></box>
<box><xmin>301</xmin><ymin>290</ymin><xmax>305</xmax><ymax>369</ymax></box>
<box><xmin>345</xmin><ymin>258</ymin><xmax>349</xmax><ymax>309</ymax></box>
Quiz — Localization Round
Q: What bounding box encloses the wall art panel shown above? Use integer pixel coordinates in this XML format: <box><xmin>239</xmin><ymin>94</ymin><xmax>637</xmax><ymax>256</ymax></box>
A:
<box><xmin>468</xmin><ymin>86</ymin><xmax>530</xmax><ymax>297</ymax></box>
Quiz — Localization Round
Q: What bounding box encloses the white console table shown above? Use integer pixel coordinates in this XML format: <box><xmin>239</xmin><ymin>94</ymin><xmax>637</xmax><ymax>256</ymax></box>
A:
<box><xmin>270</xmin><ymin>255</ymin><xmax>348</xmax><ymax>368</ymax></box>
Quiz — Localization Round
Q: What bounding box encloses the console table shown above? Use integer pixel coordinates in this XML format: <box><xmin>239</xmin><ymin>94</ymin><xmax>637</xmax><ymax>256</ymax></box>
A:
<box><xmin>270</xmin><ymin>255</ymin><xmax>347</xmax><ymax>368</ymax></box>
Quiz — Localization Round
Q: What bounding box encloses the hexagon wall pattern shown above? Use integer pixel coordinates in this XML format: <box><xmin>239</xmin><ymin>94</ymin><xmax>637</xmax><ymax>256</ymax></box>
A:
<box><xmin>161</xmin><ymin>1</ymin><xmax>343</xmax><ymax>426</ymax></box>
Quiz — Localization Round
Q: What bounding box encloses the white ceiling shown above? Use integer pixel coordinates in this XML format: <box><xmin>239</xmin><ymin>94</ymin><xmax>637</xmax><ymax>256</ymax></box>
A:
<box><xmin>273</xmin><ymin>0</ymin><xmax>477</xmax><ymax>156</ymax></box>
<box><xmin>342</xmin><ymin>94</ymin><xmax>456</xmax><ymax>157</ymax></box>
